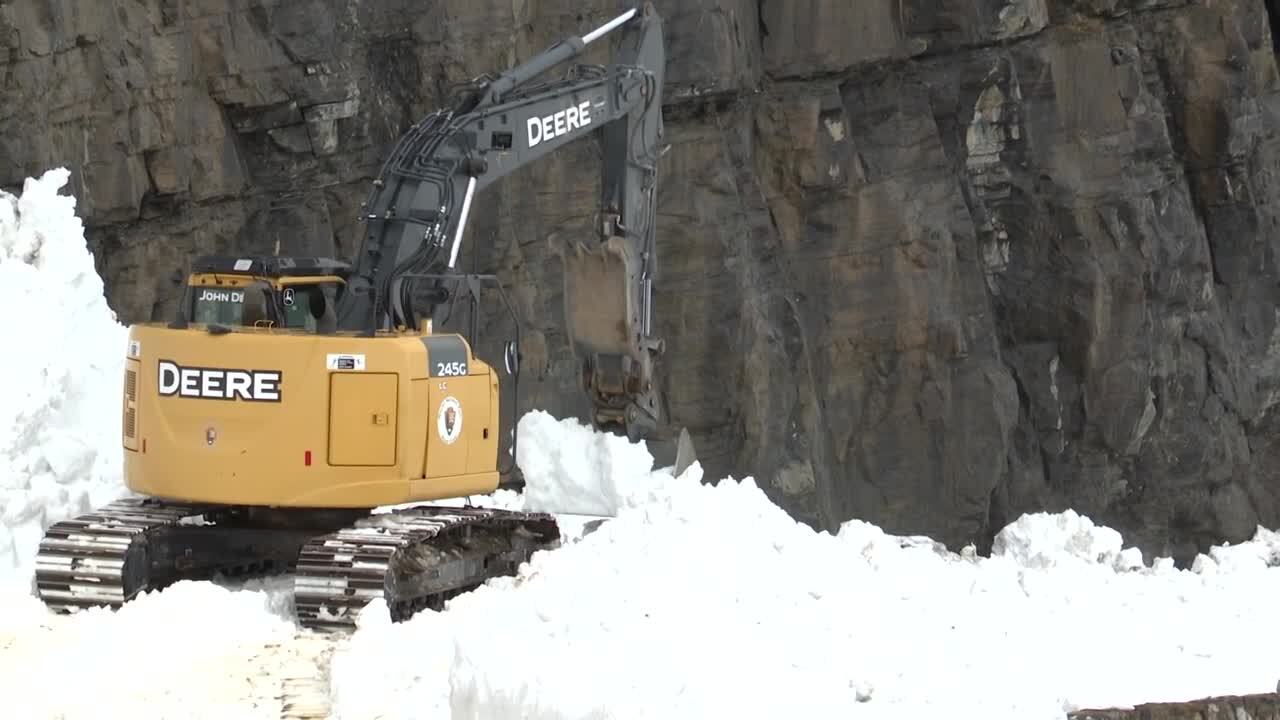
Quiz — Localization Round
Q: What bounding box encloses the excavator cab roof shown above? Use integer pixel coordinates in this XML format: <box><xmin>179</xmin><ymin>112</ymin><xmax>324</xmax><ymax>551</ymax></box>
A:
<box><xmin>180</xmin><ymin>255</ymin><xmax>348</xmax><ymax>333</ymax></box>
<box><xmin>190</xmin><ymin>255</ymin><xmax>352</xmax><ymax>278</ymax></box>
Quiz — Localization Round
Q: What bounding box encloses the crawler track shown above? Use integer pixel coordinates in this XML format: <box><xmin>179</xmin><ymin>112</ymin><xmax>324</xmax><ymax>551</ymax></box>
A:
<box><xmin>35</xmin><ymin>496</ymin><xmax>214</xmax><ymax>612</ymax></box>
<box><xmin>34</xmin><ymin>497</ymin><xmax>560</xmax><ymax>631</ymax></box>
<box><xmin>294</xmin><ymin>506</ymin><xmax>560</xmax><ymax>631</ymax></box>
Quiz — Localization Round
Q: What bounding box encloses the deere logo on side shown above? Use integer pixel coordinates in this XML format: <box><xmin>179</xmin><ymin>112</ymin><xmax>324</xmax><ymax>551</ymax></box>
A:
<box><xmin>157</xmin><ymin>359</ymin><xmax>282</xmax><ymax>402</ymax></box>
<box><xmin>527</xmin><ymin>100</ymin><xmax>592</xmax><ymax>148</ymax></box>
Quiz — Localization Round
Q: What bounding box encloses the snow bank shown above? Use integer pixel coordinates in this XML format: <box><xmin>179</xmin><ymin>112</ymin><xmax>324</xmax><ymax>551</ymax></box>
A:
<box><xmin>329</xmin><ymin>414</ymin><xmax>1280</xmax><ymax>719</ymax></box>
<box><xmin>515</xmin><ymin>409</ymin><xmax>672</xmax><ymax>516</ymax></box>
<box><xmin>991</xmin><ymin>509</ymin><xmax>1146</xmax><ymax>571</ymax></box>
<box><xmin>0</xmin><ymin>169</ymin><xmax>128</xmax><ymax>588</ymax></box>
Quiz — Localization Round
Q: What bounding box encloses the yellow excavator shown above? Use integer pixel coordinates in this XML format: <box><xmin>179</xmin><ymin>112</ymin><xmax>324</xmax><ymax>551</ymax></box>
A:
<box><xmin>35</xmin><ymin>3</ymin><xmax>676</xmax><ymax>631</ymax></box>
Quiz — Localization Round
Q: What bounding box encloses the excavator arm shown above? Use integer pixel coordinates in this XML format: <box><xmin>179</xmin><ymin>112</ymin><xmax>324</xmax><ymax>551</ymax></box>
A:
<box><xmin>334</xmin><ymin>3</ymin><xmax>666</xmax><ymax>441</ymax></box>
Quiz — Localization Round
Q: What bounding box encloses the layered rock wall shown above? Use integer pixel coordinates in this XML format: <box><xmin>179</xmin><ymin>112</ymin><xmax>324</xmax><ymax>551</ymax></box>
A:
<box><xmin>4</xmin><ymin>0</ymin><xmax>1280</xmax><ymax>561</ymax></box>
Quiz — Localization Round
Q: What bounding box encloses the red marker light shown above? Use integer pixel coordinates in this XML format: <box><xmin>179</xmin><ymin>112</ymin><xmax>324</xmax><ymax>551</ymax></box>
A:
<box><xmin>304</xmin><ymin>450</ymin><xmax>312</xmax><ymax>466</ymax></box>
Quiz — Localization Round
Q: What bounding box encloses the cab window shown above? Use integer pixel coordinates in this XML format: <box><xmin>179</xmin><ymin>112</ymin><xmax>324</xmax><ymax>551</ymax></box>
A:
<box><xmin>191</xmin><ymin>286</ymin><xmax>246</xmax><ymax>325</ymax></box>
<box><xmin>281</xmin><ymin>286</ymin><xmax>320</xmax><ymax>331</ymax></box>
<box><xmin>191</xmin><ymin>283</ymin><xmax>272</xmax><ymax>327</ymax></box>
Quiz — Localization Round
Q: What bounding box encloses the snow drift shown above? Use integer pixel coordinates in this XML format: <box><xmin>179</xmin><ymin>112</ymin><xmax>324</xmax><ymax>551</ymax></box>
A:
<box><xmin>0</xmin><ymin>169</ymin><xmax>128</xmax><ymax>589</ymax></box>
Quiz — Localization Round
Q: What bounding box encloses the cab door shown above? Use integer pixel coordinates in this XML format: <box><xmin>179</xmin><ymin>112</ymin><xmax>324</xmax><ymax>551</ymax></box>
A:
<box><xmin>328</xmin><ymin>373</ymin><xmax>398</xmax><ymax>466</ymax></box>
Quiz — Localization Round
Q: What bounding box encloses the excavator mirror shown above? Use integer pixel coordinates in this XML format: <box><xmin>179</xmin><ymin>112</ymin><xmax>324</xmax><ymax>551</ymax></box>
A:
<box><xmin>503</xmin><ymin>340</ymin><xmax>519</xmax><ymax>376</ymax></box>
<box><xmin>309</xmin><ymin>284</ymin><xmax>338</xmax><ymax>335</ymax></box>
<box><xmin>241</xmin><ymin>281</ymin><xmax>273</xmax><ymax>327</ymax></box>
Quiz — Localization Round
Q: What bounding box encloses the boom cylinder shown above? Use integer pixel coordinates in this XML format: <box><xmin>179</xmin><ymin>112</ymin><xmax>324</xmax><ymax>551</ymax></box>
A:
<box><xmin>448</xmin><ymin>176</ymin><xmax>478</xmax><ymax>268</ymax></box>
<box><xmin>484</xmin><ymin>7</ymin><xmax>639</xmax><ymax>104</ymax></box>
<box><xmin>582</xmin><ymin>8</ymin><xmax>637</xmax><ymax>43</ymax></box>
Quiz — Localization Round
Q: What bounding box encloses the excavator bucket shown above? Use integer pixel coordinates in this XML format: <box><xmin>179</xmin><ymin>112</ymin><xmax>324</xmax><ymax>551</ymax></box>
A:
<box><xmin>559</xmin><ymin>234</ymin><xmax>662</xmax><ymax>440</ymax></box>
<box><xmin>560</xmin><ymin>235</ymin><xmax>640</xmax><ymax>365</ymax></box>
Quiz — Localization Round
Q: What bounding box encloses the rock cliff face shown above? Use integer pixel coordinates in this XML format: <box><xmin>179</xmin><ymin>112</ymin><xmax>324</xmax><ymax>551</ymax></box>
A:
<box><xmin>1070</xmin><ymin>692</ymin><xmax>1280</xmax><ymax>720</ymax></box>
<box><xmin>5</xmin><ymin>0</ymin><xmax>1280</xmax><ymax>562</ymax></box>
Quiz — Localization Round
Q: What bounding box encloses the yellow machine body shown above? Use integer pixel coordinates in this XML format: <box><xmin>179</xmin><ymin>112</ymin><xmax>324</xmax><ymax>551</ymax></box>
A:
<box><xmin>121</xmin><ymin>319</ymin><xmax>502</xmax><ymax>508</ymax></box>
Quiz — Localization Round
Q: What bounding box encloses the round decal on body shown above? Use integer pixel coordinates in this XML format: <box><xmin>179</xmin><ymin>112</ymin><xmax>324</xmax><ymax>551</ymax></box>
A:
<box><xmin>437</xmin><ymin>396</ymin><xmax>462</xmax><ymax>444</ymax></box>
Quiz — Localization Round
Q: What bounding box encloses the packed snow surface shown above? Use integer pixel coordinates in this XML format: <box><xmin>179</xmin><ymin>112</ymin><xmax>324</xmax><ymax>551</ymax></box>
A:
<box><xmin>0</xmin><ymin>578</ymin><xmax>332</xmax><ymax>720</ymax></box>
<box><xmin>4</xmin><ymin>169</ymin><xmax>1280</xmax><ymax>718</ymax></box>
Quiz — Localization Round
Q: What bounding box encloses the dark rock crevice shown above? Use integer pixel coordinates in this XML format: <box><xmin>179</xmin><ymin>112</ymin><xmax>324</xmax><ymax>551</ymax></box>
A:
<box><xmin>755</xmin><ymin>0</ymin><xmax>769</xmax><ymax>39</ymax></box>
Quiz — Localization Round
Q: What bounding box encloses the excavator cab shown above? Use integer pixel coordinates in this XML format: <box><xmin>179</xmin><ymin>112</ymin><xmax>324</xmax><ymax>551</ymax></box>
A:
<box><xmin>174</xmin><ymin>255</ymin><xmax>347</xmax><ymax>333</ymax></box>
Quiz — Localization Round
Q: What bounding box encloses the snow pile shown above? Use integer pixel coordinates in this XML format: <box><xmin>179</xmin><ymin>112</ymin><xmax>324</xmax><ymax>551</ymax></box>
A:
<box><xmin>0</xmin><ymin>169</ymin><xmax>128</xmax><ymax>587</ymax></box>
<box><xmin>1192</xmin><ymin>525</ymin><xmax>1280</xmax><ymax>574</ymax></box>
<box><xmin>991</xmin><ymin>509</ymin><xmax>1146</xmax><ymax>571</ymax></box>
<box><xmin>328</xmin><ymin>414</ymin><xmax>1280</xmax><ymax>719</ymax></box>
<box><xmin>515</xmin><ymin>409</ymin><xmax>674</xmax><ymax>516</ymax></box>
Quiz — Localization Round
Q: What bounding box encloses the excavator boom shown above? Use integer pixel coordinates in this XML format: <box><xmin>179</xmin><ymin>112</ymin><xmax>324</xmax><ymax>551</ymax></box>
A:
<box><xmin>336</xmin><ymin>3</ymin><xmax>667</xmax><ymax>439</ymax></box>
